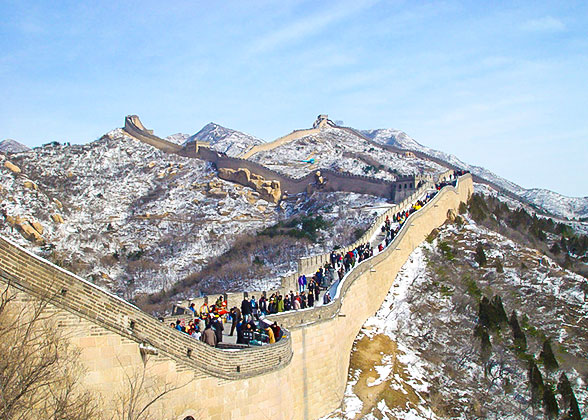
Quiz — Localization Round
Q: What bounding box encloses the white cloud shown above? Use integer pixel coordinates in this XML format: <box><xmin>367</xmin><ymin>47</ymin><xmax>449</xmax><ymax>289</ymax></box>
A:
<box><xmin>247</xmin><ymin>0</ymin><xmax>377</xmax><ymax>55</ymax></box>
<box><xmin>521</xmin><ymin>16</ymin><xmax>566</xmax><ymax>32</ymax></box>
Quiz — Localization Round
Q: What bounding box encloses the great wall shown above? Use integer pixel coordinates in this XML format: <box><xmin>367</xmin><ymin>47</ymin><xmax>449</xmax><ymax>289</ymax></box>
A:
<box><xmin>0</xmin><ymin>116</ymin><xmax>473</xmax><ymax>419</ymax></box>
<box><xmin>124</xmin><ymin>115</ymin><xmax>428</xmax><ymax>203</ymax></box>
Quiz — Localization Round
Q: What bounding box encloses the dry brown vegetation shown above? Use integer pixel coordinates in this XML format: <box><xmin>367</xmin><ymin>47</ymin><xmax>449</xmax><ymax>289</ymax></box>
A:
<box><xmin>0</xmin><ymin>283</ymin><xmax>98</xmax><ymax>420</ymax></box>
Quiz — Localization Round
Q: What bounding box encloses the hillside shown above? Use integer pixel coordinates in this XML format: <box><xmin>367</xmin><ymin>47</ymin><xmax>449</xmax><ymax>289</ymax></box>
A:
<box><xmin>183</xmin><ymin>122</ymin><xmax>264</xmax><ymax>157</ymax></box>
<box><xmin>325</xmin><ymin>212</ymin><xmax>587</xmax><ymax>419</ymax></box>
<box><xmin>248</xmin><ymin>126</ymin><xmax>444</xmax><ymax>180</ymax></box>
<box><xmin>0</xmin><ymin>127</ymin><xmax>388</xmax><ymax>298</ymax></box>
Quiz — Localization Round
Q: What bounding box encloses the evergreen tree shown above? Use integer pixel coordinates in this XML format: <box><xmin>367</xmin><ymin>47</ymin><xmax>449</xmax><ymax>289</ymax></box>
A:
<box><xmin>566</xmin><ymin>395</ymin><xmax>582</xmax><ymax>420</ymax></box>
<box><xmin>491</xmin><ymin>295</ymin><xmax>508</xmax><ymax>326</ymax></box>
<box><xmin>509</xmin><ymin>311</ymin><xmax>527</xmax><ymax>351</ymax></box>
<box><xmin>528</xmin><ymin>360</ymin><xmax>544</xmax><ymax>408</ymax></box>
<box><xmin>540</xmin><ymin>339</ymin><xmax>559</xmax><ymax>372</ymax></box>
<box><xmin>560</xmin><ymin>236</ymin><xmax>568</xmax><ymax>252</ymax></box>
<box><xmin>542</xmin><ymin>386</ymin><xmax>559</xmax><ymax>419</ymax></box>
<box><xmin>480</xmin><ymin>328</ymin><xmax>491</xmax><ymax>366</ymax></box>
<box><xmin>557</xmin><ymin>373</ymin><xmax>582</xmax><ymax>420</ymax></box>
<box><xmin>478</xmin><ymin>295</ymin><xmax>504</xmax><ymax>331</ymax></box>
<box><xmin>478</xmin><ymin>297</ymin><xmax>491</xmax><ymax>329</ymax></box>
<box><xmin>475</xmin><ymin>243</ymin><xmax>487</xmax><ymax>267</ymax></box>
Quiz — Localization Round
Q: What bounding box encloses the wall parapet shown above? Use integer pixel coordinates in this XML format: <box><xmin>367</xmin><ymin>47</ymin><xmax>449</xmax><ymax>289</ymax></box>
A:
<box><xmin>0</xmin><ymin>235</ymin><xmax>292</xmax><ymax>380</ymax></box>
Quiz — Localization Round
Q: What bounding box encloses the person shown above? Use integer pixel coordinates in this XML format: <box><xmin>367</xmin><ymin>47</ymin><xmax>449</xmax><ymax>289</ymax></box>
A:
<box><xmin>313</xmin><ymin>281</ymin><xmax>320</xmax><ymax>303</ymax></box>
<box><xmin>323</xmin><ymin>291</ymin><xmax>331</xmax><ymax>304</ymax></box>
<box><xmin>188</xmin><ymin>302</ymin><xmax>196</xmax><ymax>314</ymax></box>
<box><xmin>201</xmin><ymin>324</ymin><xmax>217</xmax><ymax>347</ymax></box>
<box><xmin>277</xmin><ymin>295</ymin><xmax>284</xmax><ymax>312</ymax></box>
<box><xmin>229</xmin><ymin>307</ymin><xmax>241</xmax><ymax>336</ymax></box>
<box><xmin>250</xmin><ymin>296</ymin><xmax>258</xmax><ymax>319</ymax></box>
<box><xmin>259</xmin><ymin>295</ymin><xmax>267</xmax><ymax>316</ymax></box>
<box><xmin>270</xmin><ymin>322</ymin><xmax>281</xmax><ymax>341</ymax></box>
<box><xmin>190</xmin><ymin>321</ymin><xmax>201</xmax><ymax>340</ymax></box>
<box><xmin>199</xmin><ymin>301</ymin><xmax>209</xmax><ymax>318</ymax></box>
<box><xmin>293</xmin><ymin>294</ymin><xmax>301</xmax><ymax>310</ymax></box>
<box><xmin>175</xmin><ymin>319</ymin><xmax>184</xmax><ymax>332</ymax></box>
<box><xmin>241</xmin><ymin>296</ymin><xmax>252</xmax><ymax>322</ymax></box>
<box><xmin>265</xmin><ymin>325</ymin><xmax>275</xmax><ymax>344</ymax></box>
<box><xmin>308</xmin><ymin>291</ymin><xmax>314</xmax><ymax>307</ymax></box>
<box><xmin>242</xmin><ymin>322</ymin><xmax>254</xmax><ymax>345</ymax></box>
<box><xmin>298</xmin><ymin>275</ymin><xmax>307</xmax><ymax>292</ymax></box>
<box><xmin>212</xmin><ymin>315</ymin><xmax>223</xmax><ymax>344</ymax></box>
<box><xmin>236</xmin><ymin>321</ymin><xmax>246</xmax><ymax>345</ymax></box>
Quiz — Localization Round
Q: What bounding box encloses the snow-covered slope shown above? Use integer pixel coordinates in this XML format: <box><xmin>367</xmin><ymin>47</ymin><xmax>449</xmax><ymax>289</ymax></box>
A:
<box><xmin>249</xmin><ymin>127</ymin><xmax>444</xmax><ymax>180</ymax></box>
<box><xmin>520</xmin><ymin>188</ymin><xmax>588</xmax><ymax>221</ymax></box>
<box><xmin>0</xmin><ymin>127</ymin><xmax>390</xmax><ymax>297</ymax></box>
<box><xmin>364</xmin><ymin>128</ymin><xmax>588</xmax><ymax>220</ymax></box>
<box><xmin>0</xmin><ymin>129</ymin><xmax>282</xmax><ymax>295</ymax></box>
<box><xmin>325</xmin><ymin>217</ymin><xmax>588</xmax><ymax>419</ymax></box>
<box><xmin>165</xmin><ymin>133</ymin><xmax>190</xmax><ymax>145</ymax></box>
<box><xmin>184</xmin><ymin>122</ymin><xmax>264</xmax><ymax>157</ymax></box>
<box><xmin>0</xmin><ymin>139</ymin><xmax>30</xmax><ymax>153</ymax></box>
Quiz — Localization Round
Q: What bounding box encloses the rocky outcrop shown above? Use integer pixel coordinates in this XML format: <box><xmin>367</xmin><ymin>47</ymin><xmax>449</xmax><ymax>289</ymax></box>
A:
<box><xmin>6</xmin><ymin>216</ymin><xmax>44</xmax><ymax>243</ymax></box>
<box><xmin>218</xmin><ymin>167</ymin><xmax>281</xmax><ymax>203</ymax></box>
<box><xmin>4</xmin><ymin>161</ymin><xmax>21</xmax><ymax>174</ymax></box>
<box><xmin>23</xmin><ymin>180</ymin><xmax>38</xmax><ymax>190</ymax></box>
<box><xmin>18</xmin><ymin>221</ymin><xmax>44</xmax><ymax>243</ymax></box>
<box><xmin>31</xmin><ymin>221</ymin><xmax>44</xmax><ymax>235</ymax></box>
<box><xmin>51</xmin><ymin>214</ymin><xmax>64</xmax><ymax>224</ymax></box>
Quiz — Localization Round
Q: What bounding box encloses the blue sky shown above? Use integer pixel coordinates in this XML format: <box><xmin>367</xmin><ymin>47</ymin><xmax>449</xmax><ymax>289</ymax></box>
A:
<box><xmin>1</xmin><ymin>1</ymin><xmax>587</xmax><ymax>196</ymax></box>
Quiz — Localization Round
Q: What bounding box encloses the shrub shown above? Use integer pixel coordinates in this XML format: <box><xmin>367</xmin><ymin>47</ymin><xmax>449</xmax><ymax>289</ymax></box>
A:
<box><xmin>438</xmin><ymin>241</ymin><xmax>454</xmax><ymax>260</ymax></box>
<box><xmin>475</xmin><ymin>243</ymin><xmax>487</xmax><ymax>267</ymax></box>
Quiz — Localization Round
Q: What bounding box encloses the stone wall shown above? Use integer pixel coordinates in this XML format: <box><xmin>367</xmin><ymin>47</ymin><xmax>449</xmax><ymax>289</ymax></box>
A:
<box><xmin>0</xmin><ymin>237</ymin><xmax>292</xmax><ymax>380</ymax></box>
<box><xmin>0</xmin><ymin>174</ymin><xmax>472</xmax><ymax>419</ymax></box>
<box><xmin>125</xmin><ymin>115</ymin><xmax>430</xmax><ymax>202</ymax></box>
<box><xmin>124</xmin><ymin>115</ymin><xmax>182</xmax><ymax>153</ymax></box>
<box><xmin>182</xmin><ymin>146</ymin><xmax>398</xmax><ymax>199</ymax></box>
<box><xmin>239</xmin><ymin>127</ymin><xmax>321</xmax><ymax>159</ymax></box>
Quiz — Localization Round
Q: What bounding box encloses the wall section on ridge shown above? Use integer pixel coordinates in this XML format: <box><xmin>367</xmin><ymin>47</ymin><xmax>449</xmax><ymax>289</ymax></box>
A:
<box><xmin>124</xmin><ymin>115</ymin><xmax>183</xmax><ymax>153</ymax></box>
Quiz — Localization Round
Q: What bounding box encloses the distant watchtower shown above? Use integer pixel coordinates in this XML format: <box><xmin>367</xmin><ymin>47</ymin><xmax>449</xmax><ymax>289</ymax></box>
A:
<box><xmin>313</xmin><ymin>114</ymin><xmax>334</xmax><ymax>129</ymax></box>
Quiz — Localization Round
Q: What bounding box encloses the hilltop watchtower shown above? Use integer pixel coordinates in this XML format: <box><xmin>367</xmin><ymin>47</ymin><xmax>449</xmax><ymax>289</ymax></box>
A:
<box><xmin>313</xmin><ymin>114</ymin><xmax>335</xmax><ymax>129</ymax></box>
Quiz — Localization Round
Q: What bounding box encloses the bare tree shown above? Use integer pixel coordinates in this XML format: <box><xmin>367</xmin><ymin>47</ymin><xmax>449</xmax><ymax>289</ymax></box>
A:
<box><xmin>114</xmin><ymin>353</ymin><xmax>194</xmax><ymax>420</ymax></box>
<box><xmin>0</xmin><ymin>282</ymin><xmax>99</xmax><ymax>420</ymax></box>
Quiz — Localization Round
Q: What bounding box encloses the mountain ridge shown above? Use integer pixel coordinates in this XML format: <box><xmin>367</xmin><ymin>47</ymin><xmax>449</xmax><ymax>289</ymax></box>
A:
<box><xmin>0</xmin><ymin>138</ymin><xmax>30</xmax><ymax>153</ymax></box>
<box><xmin>361</xmin><ymin>128</ymin><xmax>588</xmax><ymax>219</ymax></box>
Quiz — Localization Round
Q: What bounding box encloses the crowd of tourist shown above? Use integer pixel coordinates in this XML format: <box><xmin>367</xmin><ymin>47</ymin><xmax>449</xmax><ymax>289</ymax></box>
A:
<box><xmin>172</xmin><ymin>170</ymin><xmax>469</xmax><ymax>347</ymax></box>
<box><xmin>170</xmin><ymin>294</ymin><xmax>287</xmax><ymax>348</ymax></box>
